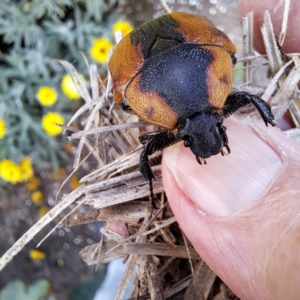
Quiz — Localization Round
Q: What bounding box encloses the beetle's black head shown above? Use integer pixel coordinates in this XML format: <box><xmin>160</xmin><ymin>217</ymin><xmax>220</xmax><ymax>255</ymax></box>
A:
<box><xmin>178</xmin><ymin>112</ymin><xmax>228</xmax><ymax>160</ymax></box>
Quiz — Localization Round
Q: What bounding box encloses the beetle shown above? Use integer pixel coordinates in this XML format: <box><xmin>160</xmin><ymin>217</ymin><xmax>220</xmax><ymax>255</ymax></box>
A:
<box><xmin>108</xmin><ymin>12</ymin><xmax>275</xmax><ymax>208</ymax></box>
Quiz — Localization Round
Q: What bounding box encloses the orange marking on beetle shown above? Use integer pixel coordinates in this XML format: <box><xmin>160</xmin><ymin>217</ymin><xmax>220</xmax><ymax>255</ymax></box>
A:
<box><xmin>108</xmin><ymin>36</ymin><xmax>144</xmax><ymax>105</ymax></box>
<box><xmin>125</xmin><ymin>74</ymin><xmax>178</xmax><ymax>130</ymax></box>
<box><xmin>202</xmin><ymin>45</ymin><xmax>233</xmax><ymax>109</ymax></box>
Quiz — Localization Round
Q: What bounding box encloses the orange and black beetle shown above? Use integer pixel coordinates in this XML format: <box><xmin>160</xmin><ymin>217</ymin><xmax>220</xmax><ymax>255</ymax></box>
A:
<box><xmin>109</xmin><ymin>12</ymin><xmax>275</xmax><ymax>207</ymax></box>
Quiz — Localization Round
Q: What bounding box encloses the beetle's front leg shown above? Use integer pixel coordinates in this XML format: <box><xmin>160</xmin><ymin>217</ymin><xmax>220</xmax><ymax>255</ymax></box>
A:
<box><xmin>139</xmin><ymin>130</ymin><xmax>181</xmax><ymax>208</ymax></box>
<box><xmin>140</xmin><ymin>142</ymin><xmax>156</xmax><ymax>208</ymax></box>
<box><xmin>222</xmin><ymin>92</ymin><xmax>276</xmax><ymax>126</ymax></box>
<box><xmin>139</xmin><ymin>141</ymin><xmax>157</xmax><ymax>182</ymax></box>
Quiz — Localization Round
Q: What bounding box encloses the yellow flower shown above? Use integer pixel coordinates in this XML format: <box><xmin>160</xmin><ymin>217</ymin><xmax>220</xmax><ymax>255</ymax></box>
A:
<box><xmin>26</xmin><ymin>176</ymin><xmax>40</xmax><ymax>190</ymax></box>
<box><xmin>42</xmin><ymin>112</ymin><xmax>65</xmax><ymax>136</ymax></box>
<box><xmin>113</xmin><ymin>20</ymin><xmax>133</xmax><ymax>36</ymax></box>
<box><xmin>90</xmin><ymin>38</ymin><xmax>113</xmax><ymax>64</ymax></box>
<box><xmin>39</xmin><ymin>206</ymin><xmax>51</xmax><ymax>218</ymax></box>
<box><xmin>0</xmin><ymin>119</ymin><xmax>6</xmax><ymax>139</ymax></box>
<box><xmin>20</xmin><ymin>157</ymin><xmax>34</xmax><ymax>181</ymax></box>
<box><xmin>0</xmin><ymin>159</ymin><xmax>22</xmax><ymax>184</ymax></box>
<box><xmin>61</xmin><ymin>74</ymin><xmax>85</xmax><ymax>100</ymax></box>
<box><xmin>69</xmin><ymin>175</ymin><xmax>80</xmax><ymax>190</ymax></box>
<box><xmin>36</xmin><ymin>86</ymin><xmax>58</xmax><ymax>106</ymax></box>
<box><xmin>29</xmin><ymin>249</ymin><xmax>46</xmax><ymax>262</ymax></box>
<box><xmin>31</xmin><ymin>190</ymin><xmax>44</xmax><ymax>205</ymax></box>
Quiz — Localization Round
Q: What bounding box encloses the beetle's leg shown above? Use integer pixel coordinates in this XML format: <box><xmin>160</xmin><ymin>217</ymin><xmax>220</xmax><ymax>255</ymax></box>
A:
<box><xmin>140</xmin><ymin>142</ymin><xmax>156</xmax><ymax>208</ymax></box>
<box><xmin>139</xmin><ymin>130</ymin><xmax>181</xmax><ymax>208</ymax></box>
<box><xmin>222</xmin><ymin>92</ymin><xmax>276</xmax><ymax>127</ymax></box>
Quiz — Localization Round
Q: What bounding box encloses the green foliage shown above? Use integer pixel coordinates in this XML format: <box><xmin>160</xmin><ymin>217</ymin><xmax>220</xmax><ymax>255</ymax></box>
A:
<box><xmin>0</xmin><ymin>0</ymin><xmax>119</xmax><ymax>181</ymax></box>
<box><xmin>0</xmin><ymin>279</ymin><xmax>49</xmax><ymax>300</ymax></box>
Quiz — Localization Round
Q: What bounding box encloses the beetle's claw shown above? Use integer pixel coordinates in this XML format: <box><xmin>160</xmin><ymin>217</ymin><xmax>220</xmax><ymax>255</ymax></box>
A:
<box><xmin>196</xmin><ymin>156</ymin><xmax>206</xmax><ymax>165</ymax></box>
<box><xmin>266</xmin><ymin>119</ymin><xmax>276</xmax><ymax>127</ymax></box>
<box><xmin>221</xmin><ymin>144</ymin><xmax>231</xmax><ymax>156</ymax></box>
<box><xmin>225</xmin><ymin>144</ymin><xmax>231</xmax><ymax>154</ymax></box>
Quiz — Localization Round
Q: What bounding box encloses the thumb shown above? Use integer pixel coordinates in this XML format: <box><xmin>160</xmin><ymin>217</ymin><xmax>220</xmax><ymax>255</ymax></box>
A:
<box><xmin>162</xmin><ymin>118</ymin><xmax>300</xmax><ymax>300</ymax></box>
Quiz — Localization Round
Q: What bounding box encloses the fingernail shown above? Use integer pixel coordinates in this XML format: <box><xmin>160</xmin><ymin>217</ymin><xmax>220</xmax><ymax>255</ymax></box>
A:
<box><xmin>163</xmin><ymin>119</ymin><xmax>282</xmax><ymax>217</ymax></box>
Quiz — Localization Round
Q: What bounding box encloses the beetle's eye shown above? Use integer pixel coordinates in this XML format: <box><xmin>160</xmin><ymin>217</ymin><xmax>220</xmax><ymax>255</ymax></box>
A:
<box><xmin>181</xmin><ymin>135</ymin><xmax>191</xmax><ymax>147</ymax></box>
<box><xmin>179</xmin><ymin>132</ymin><xmax>191</xmax><ymax>147</ymax></box>
<box><xmin>184</xmin><ymin>140</ymin><xmax>190</xmax><ymax>147</ymax></box>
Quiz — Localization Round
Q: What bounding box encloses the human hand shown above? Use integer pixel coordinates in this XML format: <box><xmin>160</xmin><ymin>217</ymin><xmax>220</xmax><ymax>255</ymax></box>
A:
<box><xmin>162</xmin><ymin>1</ymin><xmax>300</xmax><ymax>299</ymax></box>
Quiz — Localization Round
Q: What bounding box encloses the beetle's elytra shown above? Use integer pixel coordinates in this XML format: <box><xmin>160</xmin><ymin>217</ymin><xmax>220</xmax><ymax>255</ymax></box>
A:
<box><xmin>108</xmin><ymin>12</ymin><xmax>276</xmax><ymax>208</ymax></box>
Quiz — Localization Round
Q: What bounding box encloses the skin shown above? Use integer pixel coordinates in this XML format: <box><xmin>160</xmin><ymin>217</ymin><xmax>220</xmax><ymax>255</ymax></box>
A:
<box><xmin>163</xmin><ymin>1</ymin><xmax>300</xmax><ymax>298</ymax></box>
